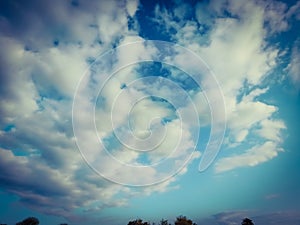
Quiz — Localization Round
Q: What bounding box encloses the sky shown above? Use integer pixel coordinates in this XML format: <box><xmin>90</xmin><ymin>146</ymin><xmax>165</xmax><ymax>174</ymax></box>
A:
<box><xmin>0</xmin><ymin>0</ymin><xmax>299</xmax><ymax>225</ymax></box>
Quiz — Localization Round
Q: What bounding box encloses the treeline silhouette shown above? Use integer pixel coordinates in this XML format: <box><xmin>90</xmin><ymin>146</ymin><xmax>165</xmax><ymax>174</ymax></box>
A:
<box><xmin>127</xmin><ymin>216</ymin><xmax>254</xmax><ymax>225</ymax></box>
<box><xmin>128</xmin><ymin>215</ymin><xmax>196</xmax><ymax>225</ymax></box>
<box><xmin>0</xmin><ymin>216</ymin><xmax>254</xmax><ymax>225</ymax></box>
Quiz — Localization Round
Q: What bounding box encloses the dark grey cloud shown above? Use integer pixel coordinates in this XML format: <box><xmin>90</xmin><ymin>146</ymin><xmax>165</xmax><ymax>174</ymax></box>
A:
<box><xmin>0</xmin><ymin>0</ymin><xmax>98</xmax><ymax>48</ymax></box>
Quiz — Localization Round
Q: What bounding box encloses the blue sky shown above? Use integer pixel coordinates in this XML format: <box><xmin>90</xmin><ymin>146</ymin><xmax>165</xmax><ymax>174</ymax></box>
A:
<box><xmin>0</xmin><ymin>0</ymin><xmax>299</xmax><ymax>224</ymax></box>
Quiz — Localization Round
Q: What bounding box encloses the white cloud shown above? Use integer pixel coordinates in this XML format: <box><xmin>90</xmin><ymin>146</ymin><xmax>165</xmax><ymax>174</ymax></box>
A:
<box><xmin>126</xmin><ymin>0</ymin><xmax>139</xmax><ymax>17</ymax></box>
<box><xmin>288</xmin><ymin>41</ymin><xmax>300</xmax><ymax>88</ymax></box>
<box><xmin>75</xmin><ymin>52</ymin><xmax>202</xmax><ymax>185</ymax></box>
<box><xmin>256</xmin><ymin>119</ymin><xmax>286</xmax><ymax>142</ymax></box>
<box><xmin>0</xmin><ymin>37</ymin><xmax>39</xmax><ymax>123</ymax></box>
<box><xmin>0</xmin><ymin>0</ymin><xmax>183</xmax><ymax>221</ymax></box>
<box><xmin>34</xmin><ymin>46</ymin><xmax>89</xmax><ymax>97</ymax></box>
<box><xmin>235</xmin><ymin>129</ymin><xmax>249</xmax><ymax>143</ymax></box>
<box><xmin>115</xmin><ymin>35</ymin><xmax>158</xmax><ymax>71</ymax></box>
<box><xmin>228</xmin><ymin>101</ymin><xmax>277</xmax><ymax>130</ymax></box>
<box><xmin>0</xmin><ymin>0</ymin><xmax>293</xmax><ymax>221</ymax></box>
<box><xmin>215</xmin><ymin>141</ymin><xmax>283</xmax><ymax>173</ymax></box>
<box><xmin>195</xmin><ymin>1</ymin><xmax>286</xmax><ymax>172</ymax></box>
<box><xmin>153</xmin><ymin>0</ymin><xmax>286</xmax><ymax>173</ymax></box>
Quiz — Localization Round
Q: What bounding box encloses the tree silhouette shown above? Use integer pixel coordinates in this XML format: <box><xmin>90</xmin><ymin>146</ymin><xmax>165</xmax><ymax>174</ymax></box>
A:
<box><xmin>174</xmin><ymin>216</ymin><xmax>196</xmax><ymax>225</ymax></box>
<box><xmin>159</xmin><ymin>219</ymin><xmax>170</xmax><ymax>225</ymax></box>
<box><xmin>127</xmin><ymin>216</ymin><xmax>197</xmax><ymax>225</ymax></box>
<box><xmin>127</xmin><ymin>219</ymin><xmax>150</xmax><ymax>225</ymax></box>
<box><xmin>16</xmin><ymin>217</ymin><xmax>39</xmax><ymax>225</ymax></box>
<box><xmin>242</xmin><ymin>218</ymin><xmax>254</xmax><ymax>225</ymax></box>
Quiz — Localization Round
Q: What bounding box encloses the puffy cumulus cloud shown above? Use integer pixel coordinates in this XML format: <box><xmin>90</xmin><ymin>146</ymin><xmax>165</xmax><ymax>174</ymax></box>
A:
<box><xmin>32</xmin><ymin>45</ymin><xmax>89</xmax><ymax>98</ymax></box>
<box><xmin>0</xmin><ymin>0</ymin><xmax>136</xmax><ymax>48</ymax></box>
<box><xmin>0</xmin><ymin>37</ymin><xmax>39</xmax><ymax>124</ymax></box>
<box><xmin>198</xmin><ymin>4</ymin><xmax>277</xmax><ymax>92</ymax></box>
<box><xmin>227</xmin><ymin>96</ymin><xmax>278</xmax><ymax>143</ymax></box>
<box><xmin>0</xmin><ymin>0</ymin><xmax>205</xmax><ymax>221</ymax></box>
<box><xmin>73</xmin><ymin>43</ymin><xmax>202</xmax><ymax>185</ymax></box>
<box><xmin>0</xmin><ymin>148</ymin><xmax>113</xmax><ymax>221</ymax></box>
<box><xmin>152</xmin><ymin>0</ymin><xmax>288</xmax><ymax>173</ymax></box>
<box><xmin>0</xmin><ymin>0</ymin><xmax>297</xmax><ymax>222</ymax></box>
<box><xmin>0</xmin><ymin>0</ymin><xmax>164</xmax><ymax>222</ymax></box>
<box><xmin>0</xmin><ymin>95</ymin><xmax>137</xmax><ymax>221</ymax></box>
<box><xmin>198</xmin><ymin>1</ymin><xmax>286</xmax><ymax>172</ymax></box>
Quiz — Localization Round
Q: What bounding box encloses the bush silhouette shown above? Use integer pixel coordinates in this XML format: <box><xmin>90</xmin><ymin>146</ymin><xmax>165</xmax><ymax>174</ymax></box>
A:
<box><xmin>174</xmin><ymin>216</ymin><xmax>196</xmax><ymax>225</ymax></box>
<box><xmin>127</xmin><ymin>219</ymin><xmax>150</xmax><ymax>225</ymax></box>
<box><xmin>16</xmin><ymin>217</ymin><xmax>39</xmax><ymax>225</ymax></box>
<box><xmin>242</xmin><ymin>218</ymin><xmax>254</xmax><ymax>225</ymax></box>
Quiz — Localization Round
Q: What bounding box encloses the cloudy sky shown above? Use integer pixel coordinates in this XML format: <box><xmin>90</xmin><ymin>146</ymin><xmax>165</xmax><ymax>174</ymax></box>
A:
<box><xmin>0</xmin><ymin>0</ymin><xmax>299</xmax><ymax>224</ymax></box>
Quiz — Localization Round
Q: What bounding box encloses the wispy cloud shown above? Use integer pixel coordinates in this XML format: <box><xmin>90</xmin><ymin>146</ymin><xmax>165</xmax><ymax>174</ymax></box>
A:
<box><xmin>288</xmin><ymin>40</ymin><xmax>300</xmax><ymax>89</ymax></box>
<box><xmin>215</xmin><ymin>141</ymin><xmax>283</xmax><ymax>173</ymax></box>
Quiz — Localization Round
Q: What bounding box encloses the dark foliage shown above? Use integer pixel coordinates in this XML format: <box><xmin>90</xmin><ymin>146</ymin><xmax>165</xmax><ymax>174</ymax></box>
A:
<box><xmin>127</xmin><ymin>219</ymin><xmax>150</xmax><ymax>225</ymax></box>
<box><xmin>174</xmin><ymin>215</ymin><xmax>196</xmax><ymax>225</ymax></box>
<box><xmin>242</xmin><ymin>218</ymin><xmax>254</xmax><ymax>225</ymax></box>
<box><xmin>8</xmin><ymin>215</ymin><xmax>255</xmax><ymax>225</ymax></box>
<box><xmin>159</xmin><ymin>219</ymin><xmax>170</xmax><ymax>225</ymax></box>
<box><xmin>16</xmin><ymin>217</ymin><xmax>39</xmax><ymax>225</ymax></box>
